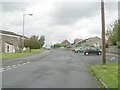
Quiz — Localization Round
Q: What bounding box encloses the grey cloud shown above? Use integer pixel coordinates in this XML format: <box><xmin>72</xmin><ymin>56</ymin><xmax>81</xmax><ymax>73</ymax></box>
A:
<box><xmin>50</xmin><ymin>2</ymin><xmax>100</xmax><ymax>25</ymax></box>
<box><xmin>2</xmin><ymin>2</ymin><xmax>30</xmax><ymax>12</ymax></box>
<box><xmin>105</xmin><ymin>2</ymin><xmax>118</xmax><ymax>11</ymax></box>
<box><xmin>50</xmin><ymin>2</ymin><xmax>118</xmax><ymax>25</ymax></box>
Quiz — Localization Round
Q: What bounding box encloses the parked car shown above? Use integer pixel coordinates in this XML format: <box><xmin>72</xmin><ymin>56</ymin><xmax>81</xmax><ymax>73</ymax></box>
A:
<box><xmin>72</xmin><ymin>47</ymin><xmax>85</xmax><ymax>53</ymax></box>
<box><xmin>72</xmin><ymin>48</ymin><xmax>75</xmax><ymax>51</ymax></box>
<box><xmin>45</xmin><ymin>45</ymin><xmax>51</xmax><ymax>50</ymax></box>
<box><xmin>76</xmin><ymin>47</ymin><xmax>85</xmax><ymax>53</ymax></box>
<box><xmin>72</xmin><ymin>48</ymin><xmax>79</xmax><ymax>52</ymax></box>
<box><xmin>84</xmin><ymin>47</ymin><xmax>102</xmax><ymax>55</ymax></box>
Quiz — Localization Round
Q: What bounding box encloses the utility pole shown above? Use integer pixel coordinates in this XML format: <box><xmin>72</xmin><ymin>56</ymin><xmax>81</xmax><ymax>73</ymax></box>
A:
<box><xmin>101</xmin><ymin>0</ymin><xmax>106</xmax><ymax>64</ymax></box>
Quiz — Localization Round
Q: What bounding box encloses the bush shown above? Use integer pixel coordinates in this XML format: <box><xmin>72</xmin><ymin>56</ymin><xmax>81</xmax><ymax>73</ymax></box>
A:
<box><xmin>106</xmin><ymin>44</ymin><xmax>109</xmax><ymax>48</ymax></box>
<box><xmin>55</xmin><ymin>44</ymin><xmax>67</xmax><ymax>48</ymax></box>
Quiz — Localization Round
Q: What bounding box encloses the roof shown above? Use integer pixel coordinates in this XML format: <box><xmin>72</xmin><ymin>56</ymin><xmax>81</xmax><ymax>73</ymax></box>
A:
<box><xmin>74</xmin><ymin>38</ymin><xmax>82</xmax><ymax>43</ymax></box>
<box><xmin>0</xmin><ymin>30</ymin><xmax>22</xmax><ymax>37</ymax></box>
<box><xmin>5</xmin><ymin>41</ymin><xmax>13</xmax><ymax>45</ymax></box>
<box><xmin>87</xmin><ymin>36</ymin><xmax>101</xmax><ymax>41</ymax></box>
<box><xmin>61</xmin><ymin>39</ymin><xmax>70</xmax><ymax>44</ymax></box>
<box><xmin>0</xmin><ymin>30</ymin><xmax>27</xmax><ymax>38</ymax></box>
<box><xmin>77</xmin><ymin>36</ymin><xmax>101</xmax><ymax>44</ymax></box>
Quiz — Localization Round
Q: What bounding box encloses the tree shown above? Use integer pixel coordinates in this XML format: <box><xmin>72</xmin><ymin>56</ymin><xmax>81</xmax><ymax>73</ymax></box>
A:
<box><xmin>39</xmin><ymin>35</ymin><xmax>45</xmax><ymax>48</ymax></box>
<box><xmin>24</xmin><ymin>35</ymin><xmax>45</xmax><ymax>49</ymax></box>
<box><xmin>106</xmin><ymin>20</ymin><xmax>119</xmax><ymax>46</ymax></box>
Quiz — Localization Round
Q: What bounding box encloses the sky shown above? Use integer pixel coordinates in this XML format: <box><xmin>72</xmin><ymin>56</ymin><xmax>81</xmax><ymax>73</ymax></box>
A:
<box><xmin>0</xmin><ymin>0</ymin><xmax>119</xmax><ymax>45</ymax></box>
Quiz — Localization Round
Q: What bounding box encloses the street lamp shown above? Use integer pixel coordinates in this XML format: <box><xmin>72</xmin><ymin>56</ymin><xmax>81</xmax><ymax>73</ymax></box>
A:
<box><xmin>22</xmin><ymin>13</ymin><xmax>33</xmax><ymax>54</ymax></box>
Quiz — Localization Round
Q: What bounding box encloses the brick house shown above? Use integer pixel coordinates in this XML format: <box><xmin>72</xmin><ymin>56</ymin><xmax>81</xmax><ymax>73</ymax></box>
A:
<box><xmin>0</xmin><ymin>30</ymin><xmax>25</xmax><ymax>53</ymax></box>
<box><xmin>61</xmin><ymin>39</ymin><xmax>70</xmax><ymax>46</ymax></box>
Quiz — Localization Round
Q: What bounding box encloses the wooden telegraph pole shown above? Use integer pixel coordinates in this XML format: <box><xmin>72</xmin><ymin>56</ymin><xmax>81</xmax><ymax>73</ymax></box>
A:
<box><xmin>101</xmin><ymin>0</ymin><xmax>106</xmax><ymax>64</ymax></box>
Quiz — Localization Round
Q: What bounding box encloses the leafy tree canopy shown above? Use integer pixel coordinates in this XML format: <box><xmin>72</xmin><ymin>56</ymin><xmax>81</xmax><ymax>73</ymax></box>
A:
<box><xmin>24</xmin><ymin>35</ymin><xmax>45</xmax><ymax>49</ymax></box>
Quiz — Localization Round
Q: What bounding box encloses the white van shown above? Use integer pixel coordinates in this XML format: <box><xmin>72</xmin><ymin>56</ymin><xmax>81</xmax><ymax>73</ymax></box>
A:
<box><xmin>45</xmin><ymin>45</ymin><xmax>51</xmax><ymax>50</ymax></box>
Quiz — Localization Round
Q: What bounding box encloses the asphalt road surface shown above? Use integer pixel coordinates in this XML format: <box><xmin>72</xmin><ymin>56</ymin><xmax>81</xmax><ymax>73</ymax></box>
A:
<box><xmin>2</xmin><ymin>49</ymin><xmax>118</xmax><ymax>88</ymax></box>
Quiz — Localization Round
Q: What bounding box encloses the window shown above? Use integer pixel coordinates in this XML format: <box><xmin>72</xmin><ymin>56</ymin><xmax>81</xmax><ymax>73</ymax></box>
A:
<box><xmin>7</xmin><ymin>46</ymin><xmax>9</xmax><ymax>52</ymax></box>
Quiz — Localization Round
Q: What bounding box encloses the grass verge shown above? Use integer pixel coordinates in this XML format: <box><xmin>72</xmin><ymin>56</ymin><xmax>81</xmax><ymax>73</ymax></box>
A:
<box><xmin>89</xmin><ymin>63</ymin><xmax>118</xmax><ymax>88</ymax></box>
<box><xmin>1</xmin><ymin>49</ymin><xmax>44</xmax><ymax>60</ymax></box>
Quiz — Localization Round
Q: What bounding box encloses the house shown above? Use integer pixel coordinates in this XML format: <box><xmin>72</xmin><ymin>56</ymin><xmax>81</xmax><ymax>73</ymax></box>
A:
<box><xmin>0</xmin><ymin>30</ymin><xmax>26</xmax><ymax>53</ymax></box>
<box><xmin>74</xmin><ymin>38</ymin><xmax>82</xmax><ymax>44</ymax></box>
<box><xmin>106</xmin><ymin>37</ymin><xmax>112</xmax><ymax>46</ymax></box>
<box><xmin>61</xmin><ymin>39</ymin><xmax>70</xmax><ymax>46</ymax></box>
<box><xmin>76</xmin><ymin>36</ymin><xmax>102</xmax><ymax>48</ymax></box>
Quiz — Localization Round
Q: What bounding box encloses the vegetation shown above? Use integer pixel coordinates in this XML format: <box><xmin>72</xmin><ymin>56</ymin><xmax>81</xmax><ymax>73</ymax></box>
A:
<box><xmin>90</xmin><ymin>63</ymin><xmax>118</xmax><ymax>88</ymax></box>
<box><xmin>106</xmin><ymin>20</ymin><xmax>119</xmax><ymax>47</ymax></box>
<box><xmin>2</xmin><ymin>49</ymin><xmax>43</xmax><ymax>60</ymax></box>
<box><xmin>54</xmin><ymin>44</ymin><xmax>67</xmax><ymax>48</ymax></box>
<box><xmin>24</xmin><ymin>35</ymin><xmax>45</xmax><ymax>49</ymax></box>
<box><xmin>39</xmin><ymin>35</ymin><xmax>45</xmax><ymax>48</ymax></box>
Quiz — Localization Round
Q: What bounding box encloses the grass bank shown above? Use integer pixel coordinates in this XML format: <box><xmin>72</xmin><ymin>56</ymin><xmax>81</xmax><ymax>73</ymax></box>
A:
<box><xmin>1</xmin><ymin>49</ymin><xmax>44</xmax><ymax>60</ymax></box>
<box><xmin>90</xmin><ymin>63</ymin><xmax>118</xmax><ymax>88</ymax></box>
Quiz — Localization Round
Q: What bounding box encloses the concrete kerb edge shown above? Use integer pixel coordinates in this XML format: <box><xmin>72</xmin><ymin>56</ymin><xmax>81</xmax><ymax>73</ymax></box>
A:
<box><xmin>106</xmin><ymin>53</ymin><xmax>118</xmax><ymax>57</ymax></box>
<box><xmin>88</xmin><ymin>65</ymin><xmax>109</xmax><ymax>89</ymax></box>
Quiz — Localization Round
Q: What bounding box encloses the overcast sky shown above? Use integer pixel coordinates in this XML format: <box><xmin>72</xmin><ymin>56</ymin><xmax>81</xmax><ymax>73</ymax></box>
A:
<box><xmin>1</xmin><ymin>0</ymin><xmax>119</xmax><ymax>45</ymax></box>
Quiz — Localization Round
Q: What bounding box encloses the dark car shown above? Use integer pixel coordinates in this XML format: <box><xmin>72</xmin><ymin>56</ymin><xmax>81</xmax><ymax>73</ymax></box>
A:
<box><xmin>84</xmin><ymin>48</ymin><xmax>102</xmax><ymax>55</ymax></box>
<box><xmin>76</xmin><ymin>47</ymin><xmax>85</xmax><ymax>53</ymax></box>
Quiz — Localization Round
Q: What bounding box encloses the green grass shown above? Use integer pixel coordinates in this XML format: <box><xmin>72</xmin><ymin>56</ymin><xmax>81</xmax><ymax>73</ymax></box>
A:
<box><xmin>1</xmin><ymin>49</ymin><xmax>44</xmax><ymax>60</ymax></box>
<box><xmin>90</xmin><ymin>63</ymin><xmax>118</xmax><ymax>88</ymax></box>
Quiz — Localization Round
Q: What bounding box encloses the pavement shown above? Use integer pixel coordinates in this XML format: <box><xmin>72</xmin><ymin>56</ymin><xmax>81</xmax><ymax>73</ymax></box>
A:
<box><xmin>1</xmin><ymin>49</ymin><xmax>118</xmax><ymax>88</ymax></box>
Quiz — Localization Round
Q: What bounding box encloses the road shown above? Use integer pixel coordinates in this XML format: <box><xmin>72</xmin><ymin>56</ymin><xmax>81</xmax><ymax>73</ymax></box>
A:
<box><xmin>2</xmin><ymin>49</ymin><xmax>118</xmax><ymax>88</ymax></box>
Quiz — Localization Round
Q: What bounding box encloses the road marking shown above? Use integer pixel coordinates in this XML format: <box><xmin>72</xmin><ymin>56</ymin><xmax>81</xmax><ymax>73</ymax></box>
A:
<box><xmin>0</xmin><ymin>69</ymin><xmax>5</xmax><ymax>72</ymax></box>
<box><xmin>12</xmin><ymin>65</ymin><xmax>16</xmax><ymax>67</ymax></box>
<box><xmin>0</xmin><ymin>61</ymin><xmax>31</xmax><ymax>72</ymax></box>
<box><xmin>111</xmin><ymin>57</ymin><xmax>115</xmax><ymax>60</ymax></box>
<box><xmin>6</xmin><ymin>66</ymin><xmax>11</xmax><ymax>69</ymax></box>
<box><xmin>26</xmin><ymin>62</ymin><xmax>30</xmax><ymax>64</ymax></box>
<box><xmin>18</xmin><ymin>64</ymin><xmax>22</xmax><ymax>66</ymax></box>
<box><xmin>6</xmin><ymin>67</ymin><xmax>12</xmax><ymax>70</ymax></box>
<box><xmin>13</xmin><ymin>66</ymin><xmax>17</xmax><ymax>68</ymax></box>
<box><xmin>0</xmin><ymin>68</ymin><xmax>4</xmax><ymax>70</ymax></box>
<box><xmin>22</xmin><ymin>63</ymin><xmax>26</xmax><ymax>65</ymax></box>
<box><xmin>12</xmin><ymin>65</ymin><xmax>17</xmax><ymax>68</ymax></box>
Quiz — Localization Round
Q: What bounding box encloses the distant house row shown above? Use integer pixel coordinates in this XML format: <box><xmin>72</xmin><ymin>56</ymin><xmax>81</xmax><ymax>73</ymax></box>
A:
<box><xmin>75</xmin><ymin>37</ymin><xmax>102</xmax><ymax>48</ymax></box>
<box><xmin>60</xmin><ymin>36</ymin><xmax>102</xmax><ymax>48</ymax></box>
<box><xmin>0</xmin><ymin>30</ymin><xmax>103</xmax><ymax>53</ymax></box>
<box><xmin>0</xmin><ymin>30</ymin><xmax>25</xmax><ymax>53</ymax></box>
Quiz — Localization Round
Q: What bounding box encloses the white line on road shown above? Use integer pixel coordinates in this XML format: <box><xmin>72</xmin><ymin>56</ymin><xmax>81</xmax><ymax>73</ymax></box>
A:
<box><xmin>0</xmin><ymin>69</ymin><xmax>5</xmax><ymax>72</ymax></box>
<box><xmin>0</xmin><ymin>61</ymin><xmax>31</xmax><ymax>72</ymax></box>
<box><xmin>18</xmin><ymin>64</ymin><xmax>22</xmax><ymax>66</ymax></box>
<box><xmin>6</xmin><ymin>67</ymin><xmax>12</xmax><ymax>70</ymax></box>
<box><xmin>26</xmin><ymin>62</ymin><xmax>30</xmax><ymax>64</ymax></box>
<box><xmin>12</xmin><ymin>65</ymin><xmax>16</xmax><ymax>67</ymax></box>
<box><xmin>111</xmin><ymin>57</ymin><xmax>115</xmax><ymax>60</ymax></box>
<box><xmin>22</xmin><ymin>63</ymin><xmax>26</xmax><ymax>65</ymax></box>
<box><xmin>0</xmin><ymin>68</ymin><xmax>5</xmax><ymax>70</ymax></box>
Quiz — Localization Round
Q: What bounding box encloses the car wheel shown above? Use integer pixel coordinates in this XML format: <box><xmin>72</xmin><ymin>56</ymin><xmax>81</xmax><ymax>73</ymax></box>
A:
<box><xmin>97</xmin><ymin>52</ymin><xmax>101</xmax><ymax>55</ymax></box>
<box><xmin>98</xmin><ymin>52</ymin><xmax>101</xmax><ymax>55</ymax></box>
<box><xmin>85</xmin><ymin>52</ymin><xmax>89</xmax><ymax>55</ymax></box>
